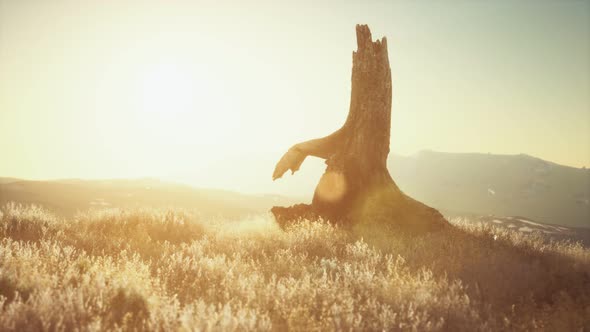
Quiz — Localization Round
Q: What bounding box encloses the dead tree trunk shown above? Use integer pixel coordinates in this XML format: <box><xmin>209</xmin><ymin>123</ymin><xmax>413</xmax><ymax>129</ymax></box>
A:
<box><xmin>272</xmin><ymin>25</ymin><xmax>448</xmax><ymax>233</ymax></box>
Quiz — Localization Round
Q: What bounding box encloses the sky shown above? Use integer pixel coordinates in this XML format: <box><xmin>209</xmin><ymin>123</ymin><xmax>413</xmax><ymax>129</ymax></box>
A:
<box><xmin>1</xmin><ymin>0</ymin><xmax>589</xmax><ymax>194</ymax></box>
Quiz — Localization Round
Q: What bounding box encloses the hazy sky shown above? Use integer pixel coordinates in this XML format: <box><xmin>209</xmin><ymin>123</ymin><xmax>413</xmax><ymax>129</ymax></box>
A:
<box><xmin>1</xmin><ymin>0</ymin><xmax>589</xmax><ymax>192</ymax></box>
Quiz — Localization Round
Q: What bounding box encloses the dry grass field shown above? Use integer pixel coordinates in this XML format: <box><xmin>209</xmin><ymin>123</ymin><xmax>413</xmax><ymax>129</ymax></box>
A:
<box><xmin>0</xmin><ymin>203</ymin><xmax>588</xmax><ymax>331</ymax></box>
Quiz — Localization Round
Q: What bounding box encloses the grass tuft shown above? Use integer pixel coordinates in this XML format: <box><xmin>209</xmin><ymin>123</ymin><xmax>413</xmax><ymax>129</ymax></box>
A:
<box><xmin>0</xmin><ymin>203</ymin><xmax>588</xmax><ymax>331</ymax></box>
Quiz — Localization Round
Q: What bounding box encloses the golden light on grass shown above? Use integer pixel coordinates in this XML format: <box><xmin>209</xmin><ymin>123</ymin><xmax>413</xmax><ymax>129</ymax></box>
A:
<box><xmin>0</xmin><ymin>203</ymin><xmax>588</xmax><ymax>330</ymax></box>
<box><xmin>0</xmin><ymin>1</ymin><xmax>588</xmax><ymax>331</ymax></box>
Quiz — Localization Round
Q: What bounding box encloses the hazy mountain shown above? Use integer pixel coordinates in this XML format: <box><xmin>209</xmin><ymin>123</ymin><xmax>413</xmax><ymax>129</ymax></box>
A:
<box><xmin>0</xmin><ymin>178</ymin><xmax>297</xmax><ymax>218</ymax></box>
<box><xmin>389</xmin><ymin>151</ymin><xmax>590</xmax><ymax>228</ymax></box>
<box><xmin>233</xmin><ymin>150</ymin><xmax>589</xmax><ymax>228</ymax></box>
<box><xmin>1</xmin><ymin>151</ymin><xmax>588</xmax><ymax>228</ymax></box>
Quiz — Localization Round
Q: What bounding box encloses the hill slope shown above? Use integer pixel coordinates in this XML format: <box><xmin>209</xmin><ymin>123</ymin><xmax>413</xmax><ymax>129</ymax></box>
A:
<box><xmin>0</xmin><ymin>178</ymin><xmax>296</xmax><ymax>218</ymax></box>
<box><xmin>389</xmin><ymin>151</ymin><xmax>590</xmax><ymax>228</ymax></box>
<box><xmin>2</xmin><ymin>151</ymin><xmax>588</xmax><ymax>227</ymax></box>
<box><xmin>0</xmin><ymin>205</ymin><xmax>588</xmax><ymax>330</ymax></box>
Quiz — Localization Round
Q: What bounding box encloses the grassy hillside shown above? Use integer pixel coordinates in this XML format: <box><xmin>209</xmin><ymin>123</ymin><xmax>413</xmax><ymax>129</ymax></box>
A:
<box><xmin>0</xmin><ymin>203</ymin><xmax>588</xmax><ymax>331</ymax></box>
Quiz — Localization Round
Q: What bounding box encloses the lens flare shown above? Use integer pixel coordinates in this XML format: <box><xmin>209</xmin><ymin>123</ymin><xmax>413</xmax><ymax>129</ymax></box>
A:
<box><xmin>315</xmin><ymin>171</ymin><xmax>347</xmax><ymax>202</ymax></box>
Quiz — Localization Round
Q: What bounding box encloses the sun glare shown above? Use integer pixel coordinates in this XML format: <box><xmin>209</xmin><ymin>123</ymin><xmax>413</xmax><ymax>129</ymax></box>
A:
<box><xmin>133</xmin><ymin>63</ymin><xmax>197</xmax><ymax>140</ymax></box>
<box><xmin>140</xmin><ymin>64</ymin><xmax>195</xmax><ymax>119</ymax></box>
<box><xmin>128</xmin><ymin>61</ymin><xmax>240</xmax><ymax>152</ymax></box>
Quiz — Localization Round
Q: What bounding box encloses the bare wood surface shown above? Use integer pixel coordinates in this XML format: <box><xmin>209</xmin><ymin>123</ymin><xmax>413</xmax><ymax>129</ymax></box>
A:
<box><xmin>272</xmin><ymin>25</ymin><xmax>448</xmax><ymax>233</ymax></box>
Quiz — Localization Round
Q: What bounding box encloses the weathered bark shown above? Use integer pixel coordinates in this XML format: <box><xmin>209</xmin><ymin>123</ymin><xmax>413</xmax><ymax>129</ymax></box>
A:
<box><xmin>272</xmin><ymin>25</ymin><xmax>448</xmax><ymax>233</ymax></box>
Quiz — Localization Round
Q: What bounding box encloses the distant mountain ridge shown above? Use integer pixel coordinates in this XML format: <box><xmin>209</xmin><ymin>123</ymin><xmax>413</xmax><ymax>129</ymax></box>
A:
<box><xmin>389</xmin><ymin>151</ymin><xmax>590</xmax><ymax>228</ymax></box>
<box><xmin>1</xmin><ymin>151</ymin><xmax>588</xmax><ymax>228</ymax></box>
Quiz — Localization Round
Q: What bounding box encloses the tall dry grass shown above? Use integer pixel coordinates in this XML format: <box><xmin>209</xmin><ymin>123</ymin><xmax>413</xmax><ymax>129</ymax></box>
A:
<box><xmin>0</xmin><ymin>202</ymin><xmax>588</xmax><ymax>331</ymax></box>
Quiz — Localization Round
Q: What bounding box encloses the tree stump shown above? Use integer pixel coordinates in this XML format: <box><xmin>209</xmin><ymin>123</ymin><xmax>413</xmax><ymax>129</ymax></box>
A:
<box><xmin>272</xmin><ymin>25</ymin><xmax>448</xmax><ymax>233</ymax></box>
